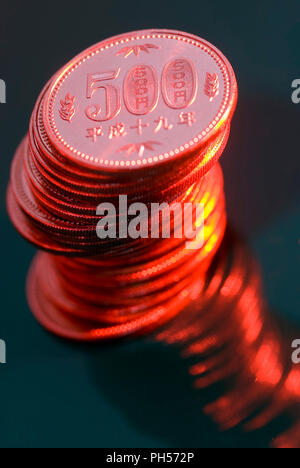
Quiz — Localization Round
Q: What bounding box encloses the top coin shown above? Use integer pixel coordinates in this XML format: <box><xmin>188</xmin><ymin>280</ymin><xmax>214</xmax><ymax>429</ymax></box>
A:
<box><xmin>43</xmin><ymin>29</ymin><xmax>237</xmax><ymax>171</ymax></box>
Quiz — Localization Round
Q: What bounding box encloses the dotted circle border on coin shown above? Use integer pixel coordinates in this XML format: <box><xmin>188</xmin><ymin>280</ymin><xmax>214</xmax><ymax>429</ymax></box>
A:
<box><xmin>45</xmin><ymin>32</ymin><xmax>232</xmax><ymax>168</ymax></box>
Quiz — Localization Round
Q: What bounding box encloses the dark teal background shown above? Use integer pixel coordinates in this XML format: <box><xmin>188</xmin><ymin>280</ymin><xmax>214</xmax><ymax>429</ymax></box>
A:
<box><xmin>0</xmin><ymin>0</ymin><xmax>299</xmax><ymax>448</ymax></box>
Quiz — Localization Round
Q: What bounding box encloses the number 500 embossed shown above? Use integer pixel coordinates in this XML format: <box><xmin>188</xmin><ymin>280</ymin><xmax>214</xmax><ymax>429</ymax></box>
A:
<box><xmin>85</xmin><ymin>58</ymin><xmax>198</xmax><ymax>122</ymax></box>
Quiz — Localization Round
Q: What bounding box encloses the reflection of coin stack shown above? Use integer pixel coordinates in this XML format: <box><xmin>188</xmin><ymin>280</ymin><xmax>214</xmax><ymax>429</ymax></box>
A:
<box><xmin>7</xmin><ymin>29</ymin><xmax>237</xmax><ymax>340</ymax></box>
<box><xmin>156</xmin><ymin>231</ymin><xmax>300</xmax><ymax>448</ymax></box>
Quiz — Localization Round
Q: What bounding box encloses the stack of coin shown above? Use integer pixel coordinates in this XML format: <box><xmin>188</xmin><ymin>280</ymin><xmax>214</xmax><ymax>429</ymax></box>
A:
<box><xmin>7</xmin><ymin>29</ymin><xmax>237</xmax><ymax>340</ymax></box>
